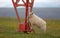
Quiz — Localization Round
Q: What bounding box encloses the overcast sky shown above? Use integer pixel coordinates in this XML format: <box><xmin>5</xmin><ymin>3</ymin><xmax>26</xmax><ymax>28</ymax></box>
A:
<box><xmin>0</xmin><ymin>0</ymin><xmax>60</xmax><ymax>7</ymax></box>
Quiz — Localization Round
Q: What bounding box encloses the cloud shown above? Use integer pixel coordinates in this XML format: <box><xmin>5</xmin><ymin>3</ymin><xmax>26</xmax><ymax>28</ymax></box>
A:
<box><xmin>0</xmin><ymin>0</ymin><xmax>12</xmax><ymax>7</ymax></box>
<box><xmin>34</xmin><ymin>0</ymin><xmax>60</xmax><ymax>7</ymax></box>
<box><xmin>0</xmin><ymin>0</ymin><xmax>60</xmax><ymax>7</ymax></box>
<box><xmin>35</xmin><ymin>0</ymin><xmax>60</xmax><ymax>3</ymax></box>
<box><xmin>34</xmin><ymin>2</ymin><xmax>60</xmax><ymax>7</ymax></box>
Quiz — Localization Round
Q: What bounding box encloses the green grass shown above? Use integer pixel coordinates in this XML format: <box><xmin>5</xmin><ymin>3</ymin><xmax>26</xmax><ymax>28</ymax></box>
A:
<box><xmin>0</xmin><ymin>17</ymin><xmax>60</xmax><ymax>38</ymax></box>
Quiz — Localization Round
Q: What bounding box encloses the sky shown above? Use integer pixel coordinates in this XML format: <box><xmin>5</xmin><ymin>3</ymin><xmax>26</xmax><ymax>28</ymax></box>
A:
<box><xmin>0</xmin><ymin>0</ymin><xmax>60</xmax><ymax>7</ymax></box>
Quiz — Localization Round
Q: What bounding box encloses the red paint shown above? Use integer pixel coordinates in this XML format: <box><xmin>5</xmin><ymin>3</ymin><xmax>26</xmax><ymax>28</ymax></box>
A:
<box><xmin>12</xmin><ymin>0</ymin><xmax>34</xmax><ymax>32</ymax></box>
<box><xmin>19</xmin><ymin>23</ymin><xmax>30</xmax><ymax>32</ymax></box>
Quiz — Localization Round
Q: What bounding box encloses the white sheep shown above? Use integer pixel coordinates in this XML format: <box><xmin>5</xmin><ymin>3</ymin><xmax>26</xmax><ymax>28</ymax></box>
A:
<box><xmin>28</xmin><ymin>12</ymin><xmax>46</xmax><ymax>33</ymax></box>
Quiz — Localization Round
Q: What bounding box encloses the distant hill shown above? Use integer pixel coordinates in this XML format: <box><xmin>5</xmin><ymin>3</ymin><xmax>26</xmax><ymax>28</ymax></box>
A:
<box><xmin>0</xmin><ymin>8</ymin><xmax>60</xmax><ymax>19</ymax></box>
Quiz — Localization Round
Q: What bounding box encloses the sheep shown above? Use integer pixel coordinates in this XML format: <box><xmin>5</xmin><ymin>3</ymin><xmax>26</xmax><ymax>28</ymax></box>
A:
<box><xmin>28</xmin><ymin>12</ymin><xmax>46</xmax><ymax>33</ymax></box>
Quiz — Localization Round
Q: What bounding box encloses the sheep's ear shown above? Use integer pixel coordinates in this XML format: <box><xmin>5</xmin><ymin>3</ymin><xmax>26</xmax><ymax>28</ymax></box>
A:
<box><xmin>30</xmin><ymin>12</ymin><xmax>33</xmax><ymax>17</ymax></box>
<box><xmin>31</xmin><ymin>12</ymin><xmax>33</xmax><ymax>15</ymax></box>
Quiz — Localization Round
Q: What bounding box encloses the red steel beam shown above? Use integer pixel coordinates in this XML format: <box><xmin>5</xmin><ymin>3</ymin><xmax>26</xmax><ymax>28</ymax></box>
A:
<box><xmin>12</xmin><ymin>0</ymin><xmax>20</xmax><ymax>22</ymax></box>
<box><xmin>29</xmin><ymin>0</ymin><xmax>34</xmax><ymax>12</ymax></box>
<box><xmin>25</xmin><ymin>0</ymin><xmax>29</xmax><ymax>31</ymax></box>
<box><xmin>12</xmin><ymin>0</ymin><xmax>34</xmax><ymax>31</ymax></box>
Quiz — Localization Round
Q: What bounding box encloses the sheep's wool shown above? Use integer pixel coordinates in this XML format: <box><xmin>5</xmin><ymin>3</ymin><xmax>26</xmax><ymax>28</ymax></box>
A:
<box><xmin>28</xmin><ymin>12</ymin><xmax>46</xmax><ymax>32</ymax></box>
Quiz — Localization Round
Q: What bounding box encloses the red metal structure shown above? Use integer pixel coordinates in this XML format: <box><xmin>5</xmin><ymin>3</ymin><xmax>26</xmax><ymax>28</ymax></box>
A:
<box><xmin>12</xmin><ymin>0</ymin><xmax>34</xmax><ymax>33</ymax></box>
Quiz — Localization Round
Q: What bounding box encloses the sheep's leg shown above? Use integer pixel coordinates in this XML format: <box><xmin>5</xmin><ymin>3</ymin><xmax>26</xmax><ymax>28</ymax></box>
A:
<box><xmin>28</xmin><ymin>21</ymin><xmax>36</xmax><ymax>34</ymax></box>
<box><xmin>41</xmin><ymin>24</ymin><xmax>46</xmax><ymax>33</ymax></box>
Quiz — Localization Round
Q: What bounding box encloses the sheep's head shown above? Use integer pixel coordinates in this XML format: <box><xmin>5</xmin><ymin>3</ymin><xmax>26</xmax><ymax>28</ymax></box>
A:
<box><xmin>28</xmin><ymin>12</ymin><xmax>34</xmax><ymax>18</ymax></box>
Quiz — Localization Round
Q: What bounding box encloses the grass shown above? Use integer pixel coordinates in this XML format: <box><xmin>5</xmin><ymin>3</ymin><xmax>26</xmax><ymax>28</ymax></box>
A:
<box><xmin>0</xmin><ymin>17</ymin><xmax>60</xmax><ymax>38</ymax></box>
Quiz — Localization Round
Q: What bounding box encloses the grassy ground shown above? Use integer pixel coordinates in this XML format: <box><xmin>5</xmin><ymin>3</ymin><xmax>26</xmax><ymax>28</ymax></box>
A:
<box><xmin>0</xmin><ymin>17</ymin><xmax>60</xmax><ymax>38</ymax></box>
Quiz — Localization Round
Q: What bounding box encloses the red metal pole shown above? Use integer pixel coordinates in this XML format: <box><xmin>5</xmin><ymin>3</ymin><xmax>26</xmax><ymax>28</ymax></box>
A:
<box><xmin>30</xmin><ymin>0</ymin><xmax>34</xmax><ymax>12</ymax></box>
<box><xmin>25</xmin><ymin>0</ymin><xmax>29</xmax><ymax>31</ymax></box>
<box><xmin>28</xmin><ymin>0</ymin><xmax>34</xmax><ymax>12</ymax></box>
<box><xmin>12</xmin><ymin>0</ymin><xmax>20</xmax><ymax>22</ymax></box>
<box><xmin>12</xmin><ymin>0</ymin><xmax>34</xmax><ymax>23</ymax></box>
<box><xmin>12</xmin><ymin>0</ymin><xmax>34</xmax><ymax>32</ymax></box>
